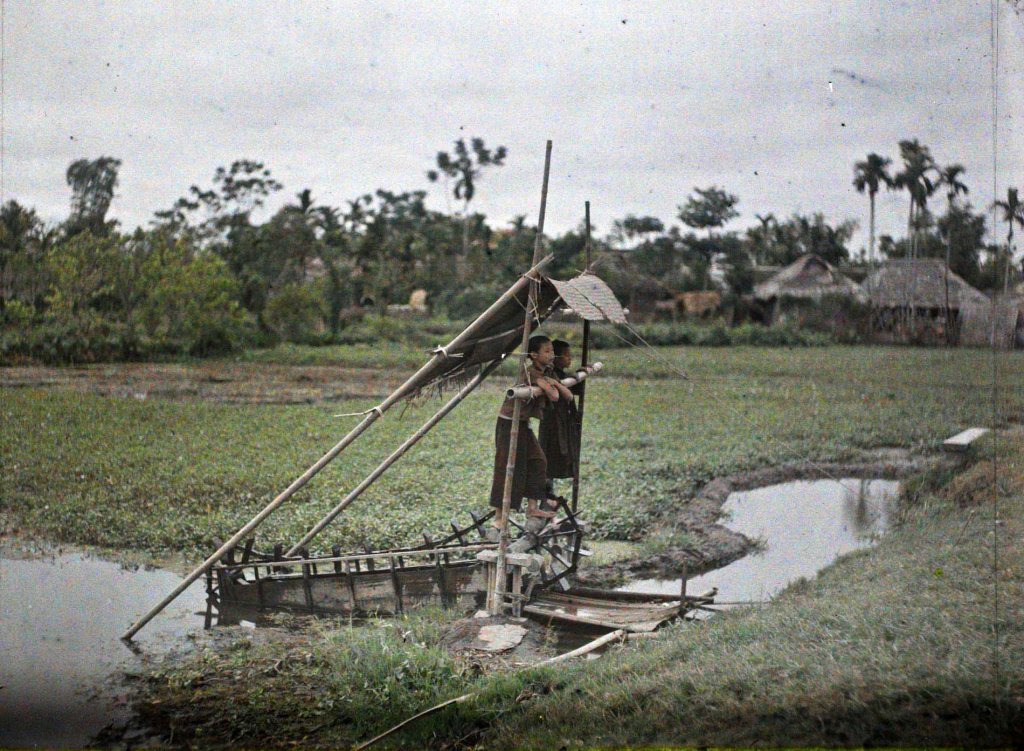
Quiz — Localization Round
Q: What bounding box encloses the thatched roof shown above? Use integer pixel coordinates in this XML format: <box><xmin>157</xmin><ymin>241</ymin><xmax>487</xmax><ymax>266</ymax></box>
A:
<box><xmin>863</xmin><ymin>259</ymin><xmax>988</xmax><ymax>309</ymax></box>
<box><xmin>959</xmin><ymin>299</ymin><xmax>1024</xmax><ymax>349</ymax></box>
<box><xmin>409</xmin><ymin>271</ymin><xmax>625</xmax><ymax>397</ymax></box>
<box><xmin>753</xmin><ymin>254</ymin><xmax>864</xmax><ymax>301</ymax></box>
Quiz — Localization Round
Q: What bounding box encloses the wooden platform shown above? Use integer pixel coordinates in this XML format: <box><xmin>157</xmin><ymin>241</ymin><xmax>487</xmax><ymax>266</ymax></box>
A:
<box><xmin>524</xmin><ymin>589</ymin><xmax>684</xmax><ymax>632</ymax></box>
<box><xmin>943</xmin><ymin>427</ymin><xmax>989</xmax><ymax>453</ymax></box>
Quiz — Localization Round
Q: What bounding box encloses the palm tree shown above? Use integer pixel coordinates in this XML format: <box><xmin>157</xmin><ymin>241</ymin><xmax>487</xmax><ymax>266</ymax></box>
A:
<box><xmin>892</xmin><ymin>140</ymin><xmax>938</xmax><ymax>259</ymax></box>
<box><xmin>852</xmin><ymin>153</ymin><xmax>892</xmax><ymax>265</ymax></box>
<box><xmin>994</xmin><ymin>187</ymin><xmax>1024</xmax><ymax>292</ymax></box>
<box><xmin>938</xmin><ymin>164</ymin><xmax>969</xmax><ymax>341</ymax></box>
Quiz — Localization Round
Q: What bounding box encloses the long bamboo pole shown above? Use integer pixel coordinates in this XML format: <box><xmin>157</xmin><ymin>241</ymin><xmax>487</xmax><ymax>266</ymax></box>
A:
<box><xmin>122</xmin><ymin>256</ymin><xmax>553</xmax><ymax>641</ymax></box>
<box><xmin>354</xmin><ymin>628</ymin><xmax>626</xmax><ymax>751</ymax></box>
<box><xmin>505</xmin><ymin>362</ymin><xmax>602</xmax><ymax>399</ymax></box>
<box><xmin>491</xmin><ymin>140</ymin><xmax>552</xmax><ymax>614</ymax></box>
<box><xmin>122</xmin><ymin>410</ymin><xmax>378</xmax><ymax>641</ymax></box>
<box><xmin>286</xmin><ymin>357</ymin><xmax>505</xmax><ymax>555</ymax></box>
<box><xmin>571</xmin><ymin>201</ymin><xmax>593</xmax><ymax>513</ymax></box>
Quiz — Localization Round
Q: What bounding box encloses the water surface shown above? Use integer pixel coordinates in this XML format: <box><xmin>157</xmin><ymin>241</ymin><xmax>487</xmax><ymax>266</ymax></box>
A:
<box><xmin>619</xmin><ymin>478</ymin><xmax>901</xmax><ymax>602</ymax></box>
<box><xmin>0</xmin><ymin>552</ymin><xmax>206</xmax><ymax>748</ymax></box>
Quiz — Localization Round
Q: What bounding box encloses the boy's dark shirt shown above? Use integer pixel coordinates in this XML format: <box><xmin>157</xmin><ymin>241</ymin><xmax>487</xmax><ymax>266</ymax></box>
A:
<box><xmin>538</xmin><ymin>365</ymin><xmax>580</xmax><ymax>478</ymax></box>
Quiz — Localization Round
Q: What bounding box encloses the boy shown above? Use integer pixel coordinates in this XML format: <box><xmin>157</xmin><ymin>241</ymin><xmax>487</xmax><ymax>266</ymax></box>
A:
<box><xmin>538</xmin><ymin>340</ymin><xmax>581</xmax><ymax>497</ymax></box>
<box><xmin>489</xmin><ymin>335</ymin><xmax>573</xmax><ymax>530</ymax></box>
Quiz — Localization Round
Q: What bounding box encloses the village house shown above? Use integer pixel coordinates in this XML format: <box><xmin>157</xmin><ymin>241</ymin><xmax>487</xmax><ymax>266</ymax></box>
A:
<box><xmin>862</xmin><ymin>258</ymin><xmax>988</xmax><ymax>343</ymax></box>
<box><xmin>752</xmin><ymin>254</ymin><xmax>865</xmax><ymax>325</ymax></box>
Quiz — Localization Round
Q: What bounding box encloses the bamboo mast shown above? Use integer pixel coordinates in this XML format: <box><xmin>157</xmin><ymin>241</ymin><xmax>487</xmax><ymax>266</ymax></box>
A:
<box><xmin>571</xmin><ymin>201</ymin><xmax>593</xmax><ymax>513</ymax></box>
<box><xmin>490</xmin><ymin>140</ymin><xmax>552</xmax><ymax>614</ymax></box>
<box><xmin>286</xmin><ymin>357</ymin><xmax>505</xmax><ymax>555</ymax></box>
<box><xmin>122</xmin><ymin>255</ymin><xmax>553</xmax><ymax>641</ymax></box>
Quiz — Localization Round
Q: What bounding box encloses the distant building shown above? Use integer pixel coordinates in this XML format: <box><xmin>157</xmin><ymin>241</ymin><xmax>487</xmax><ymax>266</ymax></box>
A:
<box><xmin>959</xmin><ymin>298</ymin><xmax>1024</xmax><ymax>349</ymax></box>
<box><xmin>753</xmin><ymin>254</ymin><xmax>864</xmax><ymax>324</ymax></box>
<box><xmin>863</xmin><ymin>259</ymin><xmax>987</xmax><ymax>311</ymax></box>
<box><xmin>863</xmin><ymin>258</ymin><xmax>988</xmax><ymax>343</ymax></box>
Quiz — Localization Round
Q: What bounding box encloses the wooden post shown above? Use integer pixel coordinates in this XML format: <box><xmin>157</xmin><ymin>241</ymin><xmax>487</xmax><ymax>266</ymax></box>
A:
<box><xmin>680</xmin><ymin>561</ymin><xmax>688</xmax><ymax>601</ymax></box>
<box><xmin>343</xmin><ymin>560</ymin><xmax>358</xmax><ymax>611</ymax></box>
<box><xmin>493</xmin><ymin>140</ymin><xmax>553</xmax><ymax>615</ymax></box>
<box><xmin>389</xmin><ymin>556</ymin><xmax>404</xmax><ymax>615</ymax></box>
<box><xmin>571</xmin><ymin>201</ymin><xmax>592</xmax><ymax>514</ymax></box>
<box><xmin>286</xmin><ymin>357</ymin><xmax>507</xmax><ymax>555</ymax></box>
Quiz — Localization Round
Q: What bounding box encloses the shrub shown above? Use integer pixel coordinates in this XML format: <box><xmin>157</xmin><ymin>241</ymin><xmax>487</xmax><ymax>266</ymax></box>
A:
<box><xmin>543</xmin><ymin>321</ymin><xmax>832</xmax><ymax>349</ymax></box>
<box><xmin>264</xmin><ymin>283</ymin><xmax>327</xmax><ymax>344</ymax></box>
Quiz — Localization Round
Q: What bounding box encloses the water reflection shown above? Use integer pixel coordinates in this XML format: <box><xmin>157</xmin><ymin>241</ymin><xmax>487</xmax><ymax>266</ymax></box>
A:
<box><xmin>619</xmin><ymin>478</ymin><xmax>901</xmax><ymax>603</ymax></box>
<box><xmin>0</xmin><ymin>552</ymin><xmax>207</xmax><ymax>748</ymax></box>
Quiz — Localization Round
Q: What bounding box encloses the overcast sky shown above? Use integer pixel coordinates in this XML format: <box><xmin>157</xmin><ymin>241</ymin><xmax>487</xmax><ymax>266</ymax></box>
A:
<box><xmin>4</xmin><ymin>1</ymin><xmax>1023</xmax><ymax>253</ymax></box>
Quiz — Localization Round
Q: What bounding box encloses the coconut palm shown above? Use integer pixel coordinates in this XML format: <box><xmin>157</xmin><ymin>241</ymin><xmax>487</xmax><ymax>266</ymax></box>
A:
<box><xmin>852</xmin><ymin>153</ymin><xmax>892</xmax><ymax>265</ymax></box>
<box><xmin>994</xmin><ymin>187</ymin><xmax>1024</xmax><ymax>291</ymax></box>
<box><xmin>938</xmin><ymin>164</ymin><xmax>969</xmax><ymax>340</ymax></box>
<box><xmin>892</xmin><ymin>140</ymin><xmax>938</xmax><ymax>259</ymax></box>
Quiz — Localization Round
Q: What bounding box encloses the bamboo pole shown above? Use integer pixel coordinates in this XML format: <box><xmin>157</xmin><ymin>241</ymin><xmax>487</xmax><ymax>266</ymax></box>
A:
<box><xmin>214</xmin><ymin>542</ymin><xmax>496</xmax><ymax>572</ymax></box>
<box><xmin>505</xmin><ymin>362</ymin><xmax>602</xmax><ymax>399</ymax></box>
<box><xmin>121</xmin><ymin>408</ymin><xmax>379</xmax><ymax>641</ymax></box>
<box><xmin>286</xmin><ymin>357</ymin><xmax>505</xmax><ymax>555</ymax></box>
<box><xmin>492</xmin><ymin>140</ymin><xmax>553</xmax><ymax>614</ymax></box>
<box><xmin>535</xmin><ymin>627</ymin><xmax>625</xmax><ymax>666</ymax></box>
<box><xmin>572</xmin><ymin>201</ymin><xmax>593</xmax><ymax>513</ymax></box>
<box><xmin>121</xmin><ymin>256</ymin><xmax>553</xmax><ymax>642</ymax></box>
<box><xmin>354</xmin><ymin>628</ymin><xmax>626</xmax><ymax>751</ymax></box>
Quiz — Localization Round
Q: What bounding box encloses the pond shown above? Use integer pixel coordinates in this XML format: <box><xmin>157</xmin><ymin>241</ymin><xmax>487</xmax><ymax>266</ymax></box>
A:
<box><xmin>618</xmin><ymin>478</ymin><xmax>901</xmax><ymax>603</ymax></box>
<box><xmin>0</xmin><ymin>551</ymin><xmax>207</xmax><ymax>748</ymax></box>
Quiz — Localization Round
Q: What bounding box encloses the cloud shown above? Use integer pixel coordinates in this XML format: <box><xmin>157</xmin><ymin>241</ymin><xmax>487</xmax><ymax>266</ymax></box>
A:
<box><xmin>4</xmin><ymin>0</ymin><xmax>1021</xmax><ymax>252</ymax></box>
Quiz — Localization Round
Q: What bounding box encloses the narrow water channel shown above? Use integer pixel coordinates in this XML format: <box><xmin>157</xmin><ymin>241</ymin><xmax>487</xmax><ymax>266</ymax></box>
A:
<box><xmin>0</xmin><ymin>552</ymin><xmax>207</xmax><ymax>748</ymax></box>
<box><xmin>619</xmin><ymin>478</ymin><xmax>901</xmax><ymax>602</ymax></box>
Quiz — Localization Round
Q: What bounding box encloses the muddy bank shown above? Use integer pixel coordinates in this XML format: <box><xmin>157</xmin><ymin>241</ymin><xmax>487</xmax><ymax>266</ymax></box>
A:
<box><xmin>576</xmin><ymin>448</ymin><xmax>955</xmax><ymax>587</ymax></box>
<box><xmin>0</xmin><ymin>362</ymin><xmax>405</xmax><ymax>404</ymax></box>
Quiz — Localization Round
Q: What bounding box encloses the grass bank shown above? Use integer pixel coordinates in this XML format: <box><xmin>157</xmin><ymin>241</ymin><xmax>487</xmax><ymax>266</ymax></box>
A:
<box><xmin>3</xmin><ymin>347</ymin><xmax>1023</xmax><ymax>554</ymax></box>
<box><xmin>134</xmin><ymin>432</ymin><xmax>1024</xmax><ymax>748</ymax></box>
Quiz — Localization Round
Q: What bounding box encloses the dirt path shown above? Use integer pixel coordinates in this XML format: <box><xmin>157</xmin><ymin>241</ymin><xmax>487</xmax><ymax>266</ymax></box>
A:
<box><xmin>0</xmin><ymin>362</ymin><xmax>406</xmax><ymax>404</ymax></box>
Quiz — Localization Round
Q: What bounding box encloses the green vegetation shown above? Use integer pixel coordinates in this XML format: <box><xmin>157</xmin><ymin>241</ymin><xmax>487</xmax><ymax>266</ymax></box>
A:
<box><xmin>135</xmin><ymin>432</ymin><xmax>1024</xmax><ymax>748</ymax></box>
<box><xmin>4</xmin><ymin>345</ymin><xmax>1023</xmax><ymax>746</ymax></box>
<box><xmin>482</xmin><ymin>433</ymin><xmax>1024</xmax><ymax>748</ymax></box>
<box><xmin>4</xmin><ymin>141</ymin><xmax>1021</xmax><ymax>366</ymax></box>
<box><xmin>3</xmin><ymin>347</ymin><xmax>1022</xmax><ymax>554</ymax></box>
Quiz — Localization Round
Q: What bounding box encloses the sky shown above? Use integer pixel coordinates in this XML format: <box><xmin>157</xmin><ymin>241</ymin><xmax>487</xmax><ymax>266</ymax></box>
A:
<box><xmin>3</xmin><ymin>1</ymin><xmax>1023</xmax><ymax>254</ymax></box>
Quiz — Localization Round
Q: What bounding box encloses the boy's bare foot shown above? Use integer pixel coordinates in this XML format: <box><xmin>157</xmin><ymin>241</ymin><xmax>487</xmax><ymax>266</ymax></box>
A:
<box><xmin>525</xmin><ymin>508</ymin><xmax>556</xmax><ymax>519</ymax></box>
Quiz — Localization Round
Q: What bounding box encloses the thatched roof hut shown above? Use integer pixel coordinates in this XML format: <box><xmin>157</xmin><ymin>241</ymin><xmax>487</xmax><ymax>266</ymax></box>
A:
<box><xmin>863</xmin><ymin>259</ymin><xmax>987</xmax><ymax>310</ymax></box>
<box><xmin>959</xmin><ymin>299</ymin><xmax>1024</xmax><ymax>349</ymax></box>
<box><xmin>753</xmin><ymin>254</ymin><xmax>864</xmax><ymax>302</ymax></box>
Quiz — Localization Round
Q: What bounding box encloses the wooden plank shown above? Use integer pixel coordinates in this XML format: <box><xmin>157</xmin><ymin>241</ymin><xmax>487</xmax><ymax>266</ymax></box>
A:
<box><xmin>522</xmin><ymin>604</ymin><xmax>668</xmax><ymax>633</ymax></box>
<box><xmin>566</xmin><ymin>586</ymin><xmax>690</xmax><ymax>604</ymax></box>
<box><xmin>943</xmin><ymin>427</ymin><xmax>989</xmax><ymax>453</ymax></box>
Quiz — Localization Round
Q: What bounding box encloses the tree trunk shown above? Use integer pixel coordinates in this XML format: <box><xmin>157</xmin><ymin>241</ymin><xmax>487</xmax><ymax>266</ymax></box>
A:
<box><xmin>869</xmin><ymin>191</ymin><xmax>876</xmax><ymax>265</ymax></box>
<box><xmin>944</xmin><ymin>215</ymin><xmax>952</xmax><ymax>345</ymax></box>
<box><xmin>907</xmin><ymin>200</ymin><xmax>916</xmax><ymax>259</ymax></box>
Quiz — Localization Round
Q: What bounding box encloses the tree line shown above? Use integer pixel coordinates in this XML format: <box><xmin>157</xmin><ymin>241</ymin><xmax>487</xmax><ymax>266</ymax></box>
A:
<box><xmin>0</xmin><ymin>136</ymin><xmax>1021</xmax><ymax>362</ymax></box>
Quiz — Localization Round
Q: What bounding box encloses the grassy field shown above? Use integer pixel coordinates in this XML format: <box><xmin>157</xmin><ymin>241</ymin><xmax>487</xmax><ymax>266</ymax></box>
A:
<box><xmin>4</xmin><ymin>344</ymin><xmax>1023</xmax><ymax>746</ymax></box>
<box><xmin>136</xmin><ymin>432</ymin><xmax>1024</xmax><ymax>748</ymax></box>
<box><xmin>3</xmin><ymin>346</ymin><xmax>1023</xmax><ymax>554</ymax></box>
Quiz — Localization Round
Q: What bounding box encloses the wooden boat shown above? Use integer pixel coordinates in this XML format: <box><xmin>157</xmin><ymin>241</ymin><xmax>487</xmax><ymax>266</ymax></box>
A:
<box><xmin>208</xmin><ymin>512</ymin><xmax>499</xmax><ymax>619</ymax></box>
<box><xmin>207</xmin><ymin>504</ymin><xmax>593</xmax><ymax>621</ymax></box>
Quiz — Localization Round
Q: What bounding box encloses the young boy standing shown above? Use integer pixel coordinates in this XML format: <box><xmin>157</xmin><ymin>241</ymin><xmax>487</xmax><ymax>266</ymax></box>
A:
<box><xmin>538</xmin><ymin>340</ymin><xmax>581</xmax><ymax>497</ymax></box>
<box><xmin>489</xmin><ymin>335</ymin><xmax>572</xmax><ymax>529</ymax></box>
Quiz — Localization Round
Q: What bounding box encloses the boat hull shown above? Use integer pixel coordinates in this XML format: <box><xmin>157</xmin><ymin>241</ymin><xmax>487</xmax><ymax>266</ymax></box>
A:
<box><xmin>215</xmin><ymin>558</ymin><xmax>487</xmax><ymax>617</ymax></box>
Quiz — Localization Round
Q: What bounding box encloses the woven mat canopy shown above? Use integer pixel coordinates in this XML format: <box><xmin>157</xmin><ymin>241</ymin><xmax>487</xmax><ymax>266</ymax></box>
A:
<box><xmin>410</xmin><ymin>272</ymin><xmax>623</xmax><ymax>397</ymax></box>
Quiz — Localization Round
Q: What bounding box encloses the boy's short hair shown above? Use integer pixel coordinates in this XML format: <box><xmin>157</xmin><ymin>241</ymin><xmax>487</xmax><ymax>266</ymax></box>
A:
<box><xmin>552</xmin><ymin>339</ymin><xmax>571</xmax><ymax>356</ymax></box>
<box><xmin>527</xmin><ymin>334</ymin><xmax>551</xmax><ymax>354</ymax></box>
